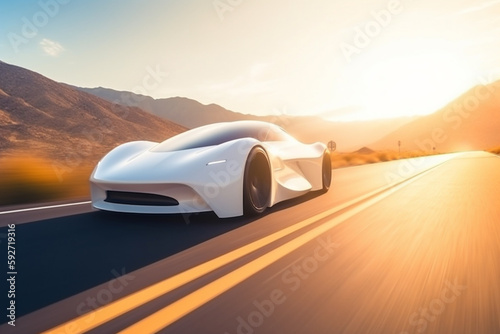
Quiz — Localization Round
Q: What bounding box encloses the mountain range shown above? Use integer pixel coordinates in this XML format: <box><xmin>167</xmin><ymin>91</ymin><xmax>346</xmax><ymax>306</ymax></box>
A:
<box><xmin>0</xmin><ymin>61</ymin><xmax>186</xmax><ymax>164</ymax></box>
<box><xmin>373</xmin><ymin>83</ymin><xmax>500</xmax><ymax>152</ymax></box>
<box><xmin>76</xmin><ymin>86</ymin><xmax>418</xmax><ymax>151</ymax></box>
<box><xmin>78</xmin><ymin>83</ymin><xmax>500</xmax><ymax>153</ymax></box>
<box><xmin>1</xmin><ymin>59</ymin><xmax>499</xmax><ymax>169</ymax></box>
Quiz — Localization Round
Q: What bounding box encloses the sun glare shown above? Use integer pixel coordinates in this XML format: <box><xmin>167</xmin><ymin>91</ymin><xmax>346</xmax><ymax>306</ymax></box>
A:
<box><xmin>336</xmin><ymin>40</ymin><xmax>477</xmax><ymax>121</ymax></box>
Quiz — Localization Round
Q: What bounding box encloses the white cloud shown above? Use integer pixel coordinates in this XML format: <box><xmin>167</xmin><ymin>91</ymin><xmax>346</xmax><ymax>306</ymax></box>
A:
<box><xmin>457</xmin><ymin>0</ymin><xmax>500</xmax><ymax>15</ymax></box>
<box><xmin>40</xmin><ymin>38</ymin><xmax>65</xmax><ymax>56</ymax></box>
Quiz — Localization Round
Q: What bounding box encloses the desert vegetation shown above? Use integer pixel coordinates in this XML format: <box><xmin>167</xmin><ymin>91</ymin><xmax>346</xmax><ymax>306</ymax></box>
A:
<box><xmin>0</xmin><ymin>147</ymin><xmax>496</xmax><ymax>207</ymax></box>
<box><xmin>0</xmin><ymin>149</ymin><xmax>435</xmax><ymax>207</ymax></box>
<box><xmin>330</xmin><ymin>150</ymin><xmax>439</xmax><ymax>169</ymax></box>
<box><xmin>0</xmin><ymin>154</ymin><xmax>93</xmax><ymax>206</ymax></box>
<box><xmin>488</xmin><ymin>146</ymin><xmax>500</xmax><ymax>155</ymax></box>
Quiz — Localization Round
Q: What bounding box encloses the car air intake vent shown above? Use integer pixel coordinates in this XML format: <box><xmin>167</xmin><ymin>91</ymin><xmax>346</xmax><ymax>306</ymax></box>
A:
<box><xmin>105</xmin><ymin>191</ymin><xmax>179</xmax><ymax>206</ymax></box>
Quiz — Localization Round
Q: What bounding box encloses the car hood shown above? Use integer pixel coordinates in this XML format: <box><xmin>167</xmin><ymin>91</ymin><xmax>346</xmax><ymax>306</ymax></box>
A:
<box><xmin>92</xmin><ymin>147</ymin><xmax>212</xmax><ymax>183</ymax></box>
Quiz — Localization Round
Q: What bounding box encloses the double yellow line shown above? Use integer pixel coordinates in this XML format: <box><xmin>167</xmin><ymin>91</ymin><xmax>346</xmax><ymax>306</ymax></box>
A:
<box><xmin>43</xmin><ymin>162</ymin><xmax>444</xmax><ymax>334</ymax></box>
<box><xmin>43</xmin><ymin>200</ymin><xmax>349</xmax><ymax>334</ymax></box>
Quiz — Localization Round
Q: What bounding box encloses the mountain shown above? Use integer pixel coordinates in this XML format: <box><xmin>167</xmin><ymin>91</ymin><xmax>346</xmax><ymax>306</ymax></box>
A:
<box><xmin>76</xmin><ymin>87</ymin><xmax>246</xmax><ymax>129</ymax></box>
<box><xmin>0</xmin><ymin>61</ymin><xmax>186</xmax><ymax>163</ymax></box>
<box><xmin>76</xmin><ymin>86</ymin><xmax>417</xmax><ymax>151</ymax></box>
<box><xmin>372</xmin><ymin>82</ymin><xmax>500</xmax><ymax>152</ymax></box>
<box><xmin>4</xmin><ymin>60</ymin><xmax>498</xmax><ymax>164</ymax></box>
<box><xmin>354</xmin><ymin>147</ymin><xmax>375</xmax><ymax>155</ymax></box>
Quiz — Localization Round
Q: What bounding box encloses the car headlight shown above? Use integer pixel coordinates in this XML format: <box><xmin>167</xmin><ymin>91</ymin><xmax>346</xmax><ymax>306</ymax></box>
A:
<box><xmin>206</xmin><ymin>159</ymin><xmax>227</xmax><ymax>166</ymax></box>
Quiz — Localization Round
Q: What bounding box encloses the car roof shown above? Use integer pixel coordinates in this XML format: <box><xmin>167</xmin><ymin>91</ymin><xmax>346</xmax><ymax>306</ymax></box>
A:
<box><xmin>151</xmin><ymin>121</ymin><xmax>295</xmax><ymax>152</ymax></box>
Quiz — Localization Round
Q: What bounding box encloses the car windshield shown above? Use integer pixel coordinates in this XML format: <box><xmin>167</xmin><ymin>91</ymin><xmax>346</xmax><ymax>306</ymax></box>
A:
<box><xmin>151</xmin><ymin>122</ymin><xmax>296</xmax><ymax>152</ymax></box>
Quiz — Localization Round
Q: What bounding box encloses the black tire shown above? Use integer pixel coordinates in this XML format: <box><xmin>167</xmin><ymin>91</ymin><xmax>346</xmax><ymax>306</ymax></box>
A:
<box><xmin>243</xmin><ymin>147</ymin><xmax>271</xmax><ymax>216</ymax></box>
<box><xmin>321</xmin><ymin>150</ymin><xmax>332</xmax><ymax>192</ymax></box>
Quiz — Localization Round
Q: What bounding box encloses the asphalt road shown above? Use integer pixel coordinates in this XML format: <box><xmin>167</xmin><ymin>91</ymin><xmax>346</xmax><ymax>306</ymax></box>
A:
<box><xmin>1</xmin><ymin>151</ymin><xmax>499</xmax><ymax>334</ymax></box>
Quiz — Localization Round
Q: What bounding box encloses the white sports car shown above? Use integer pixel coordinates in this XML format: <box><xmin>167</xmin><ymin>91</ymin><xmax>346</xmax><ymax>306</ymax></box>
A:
<box><xmin>90</xmin><ymin>120</ymin><xmax>331</xmax><ymax>218</ymax></box>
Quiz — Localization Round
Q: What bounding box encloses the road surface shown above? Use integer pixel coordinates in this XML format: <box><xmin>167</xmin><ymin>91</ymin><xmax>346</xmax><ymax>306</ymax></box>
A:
<box><xmin>1</xmin><ymin>151</ymin><xmax>499</xmax><ymax>334</ymax></box>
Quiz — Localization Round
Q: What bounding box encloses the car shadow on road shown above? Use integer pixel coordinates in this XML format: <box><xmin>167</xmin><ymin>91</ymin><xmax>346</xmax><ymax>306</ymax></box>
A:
<box><xmin>10</xmin><ymin>208</ymin><xmax>261</xmax><ymax>318</ymax></box>
<box><xmin>265</xmin><ymin>190</ymin><xmax>326</xmax><ymax>216</ymax></box>
<box><xmin>10</xmin><ymin>190</ymin><xmax>325</xmax><ymax>318</ymax></box>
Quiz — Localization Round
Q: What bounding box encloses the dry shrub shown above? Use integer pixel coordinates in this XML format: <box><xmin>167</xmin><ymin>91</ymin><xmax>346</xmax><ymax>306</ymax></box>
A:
<box><xmin>330</xmin><ymin>150</ymin><xmax>436</xmax><ymax>169</ymax></box>
<box><xmin>488</xmin><ymin>146</ymin><xmax>500</xmax><ymax>155</ymax></box>
<box><xmin>376</xmin><ymin>152</ymin><xmax>390</xmax><ymax>162</ymax></box>
<box><xmin>331</xmin><ymin>158</ymin><xmax>350</xmax><ymax>169</ymax></box>
<box><xmin>364</xmin><ymin>155</ymin><xmax>380</xmax><ymax>164</ymax></box>
<box><xmin>0</xmin><ymin>155</ymin><xmax>92</xmax><ymax>206</ymax></box>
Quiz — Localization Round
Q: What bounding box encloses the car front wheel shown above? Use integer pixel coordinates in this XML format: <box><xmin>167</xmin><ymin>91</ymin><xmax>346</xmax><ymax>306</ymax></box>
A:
<box><xmin>243</xmin><ymin>146</ymin><xmax>271</xmax><ymax>216</ymax></box>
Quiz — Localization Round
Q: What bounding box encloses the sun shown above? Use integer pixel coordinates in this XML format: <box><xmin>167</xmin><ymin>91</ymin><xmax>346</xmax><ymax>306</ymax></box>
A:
<box><xmin>336</xmin><ymin>39</ymin><xmax>477</xmax><ymax>121</ymax></box>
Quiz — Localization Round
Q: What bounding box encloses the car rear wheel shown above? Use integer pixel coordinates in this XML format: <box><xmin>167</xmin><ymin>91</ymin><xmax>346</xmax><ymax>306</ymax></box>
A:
<box><xmin>321</xmin><ymin>150</ymin><xmax>332</xmax><ymax>192</ymax></box>
<box><xmin>243</xmin><ymin>147</ymin><xmax>271</xmax><ymax>216</ymax></box>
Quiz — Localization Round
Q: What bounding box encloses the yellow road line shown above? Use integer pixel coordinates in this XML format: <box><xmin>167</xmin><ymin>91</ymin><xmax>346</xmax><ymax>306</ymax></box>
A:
<box><xmin>43</xmin><ymin>157</ymin><xmax>448</xmax><ymax>334</ymax></box>
<box><xmin>119</xmin><ymin>166</ymin><xmax>436</xmax><ymax>334</ymax></box>
<box><xmin>43</xmin><ymin>191</ymin><xmax>379</xmax><ymax>334</ymax></box>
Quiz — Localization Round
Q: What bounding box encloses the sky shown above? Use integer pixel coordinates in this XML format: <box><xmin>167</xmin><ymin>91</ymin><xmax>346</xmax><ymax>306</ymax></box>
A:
<box><xmin>1</xmin><ymin>0</ymin><xmax>500</xmax><ymax>121</ymax></box>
